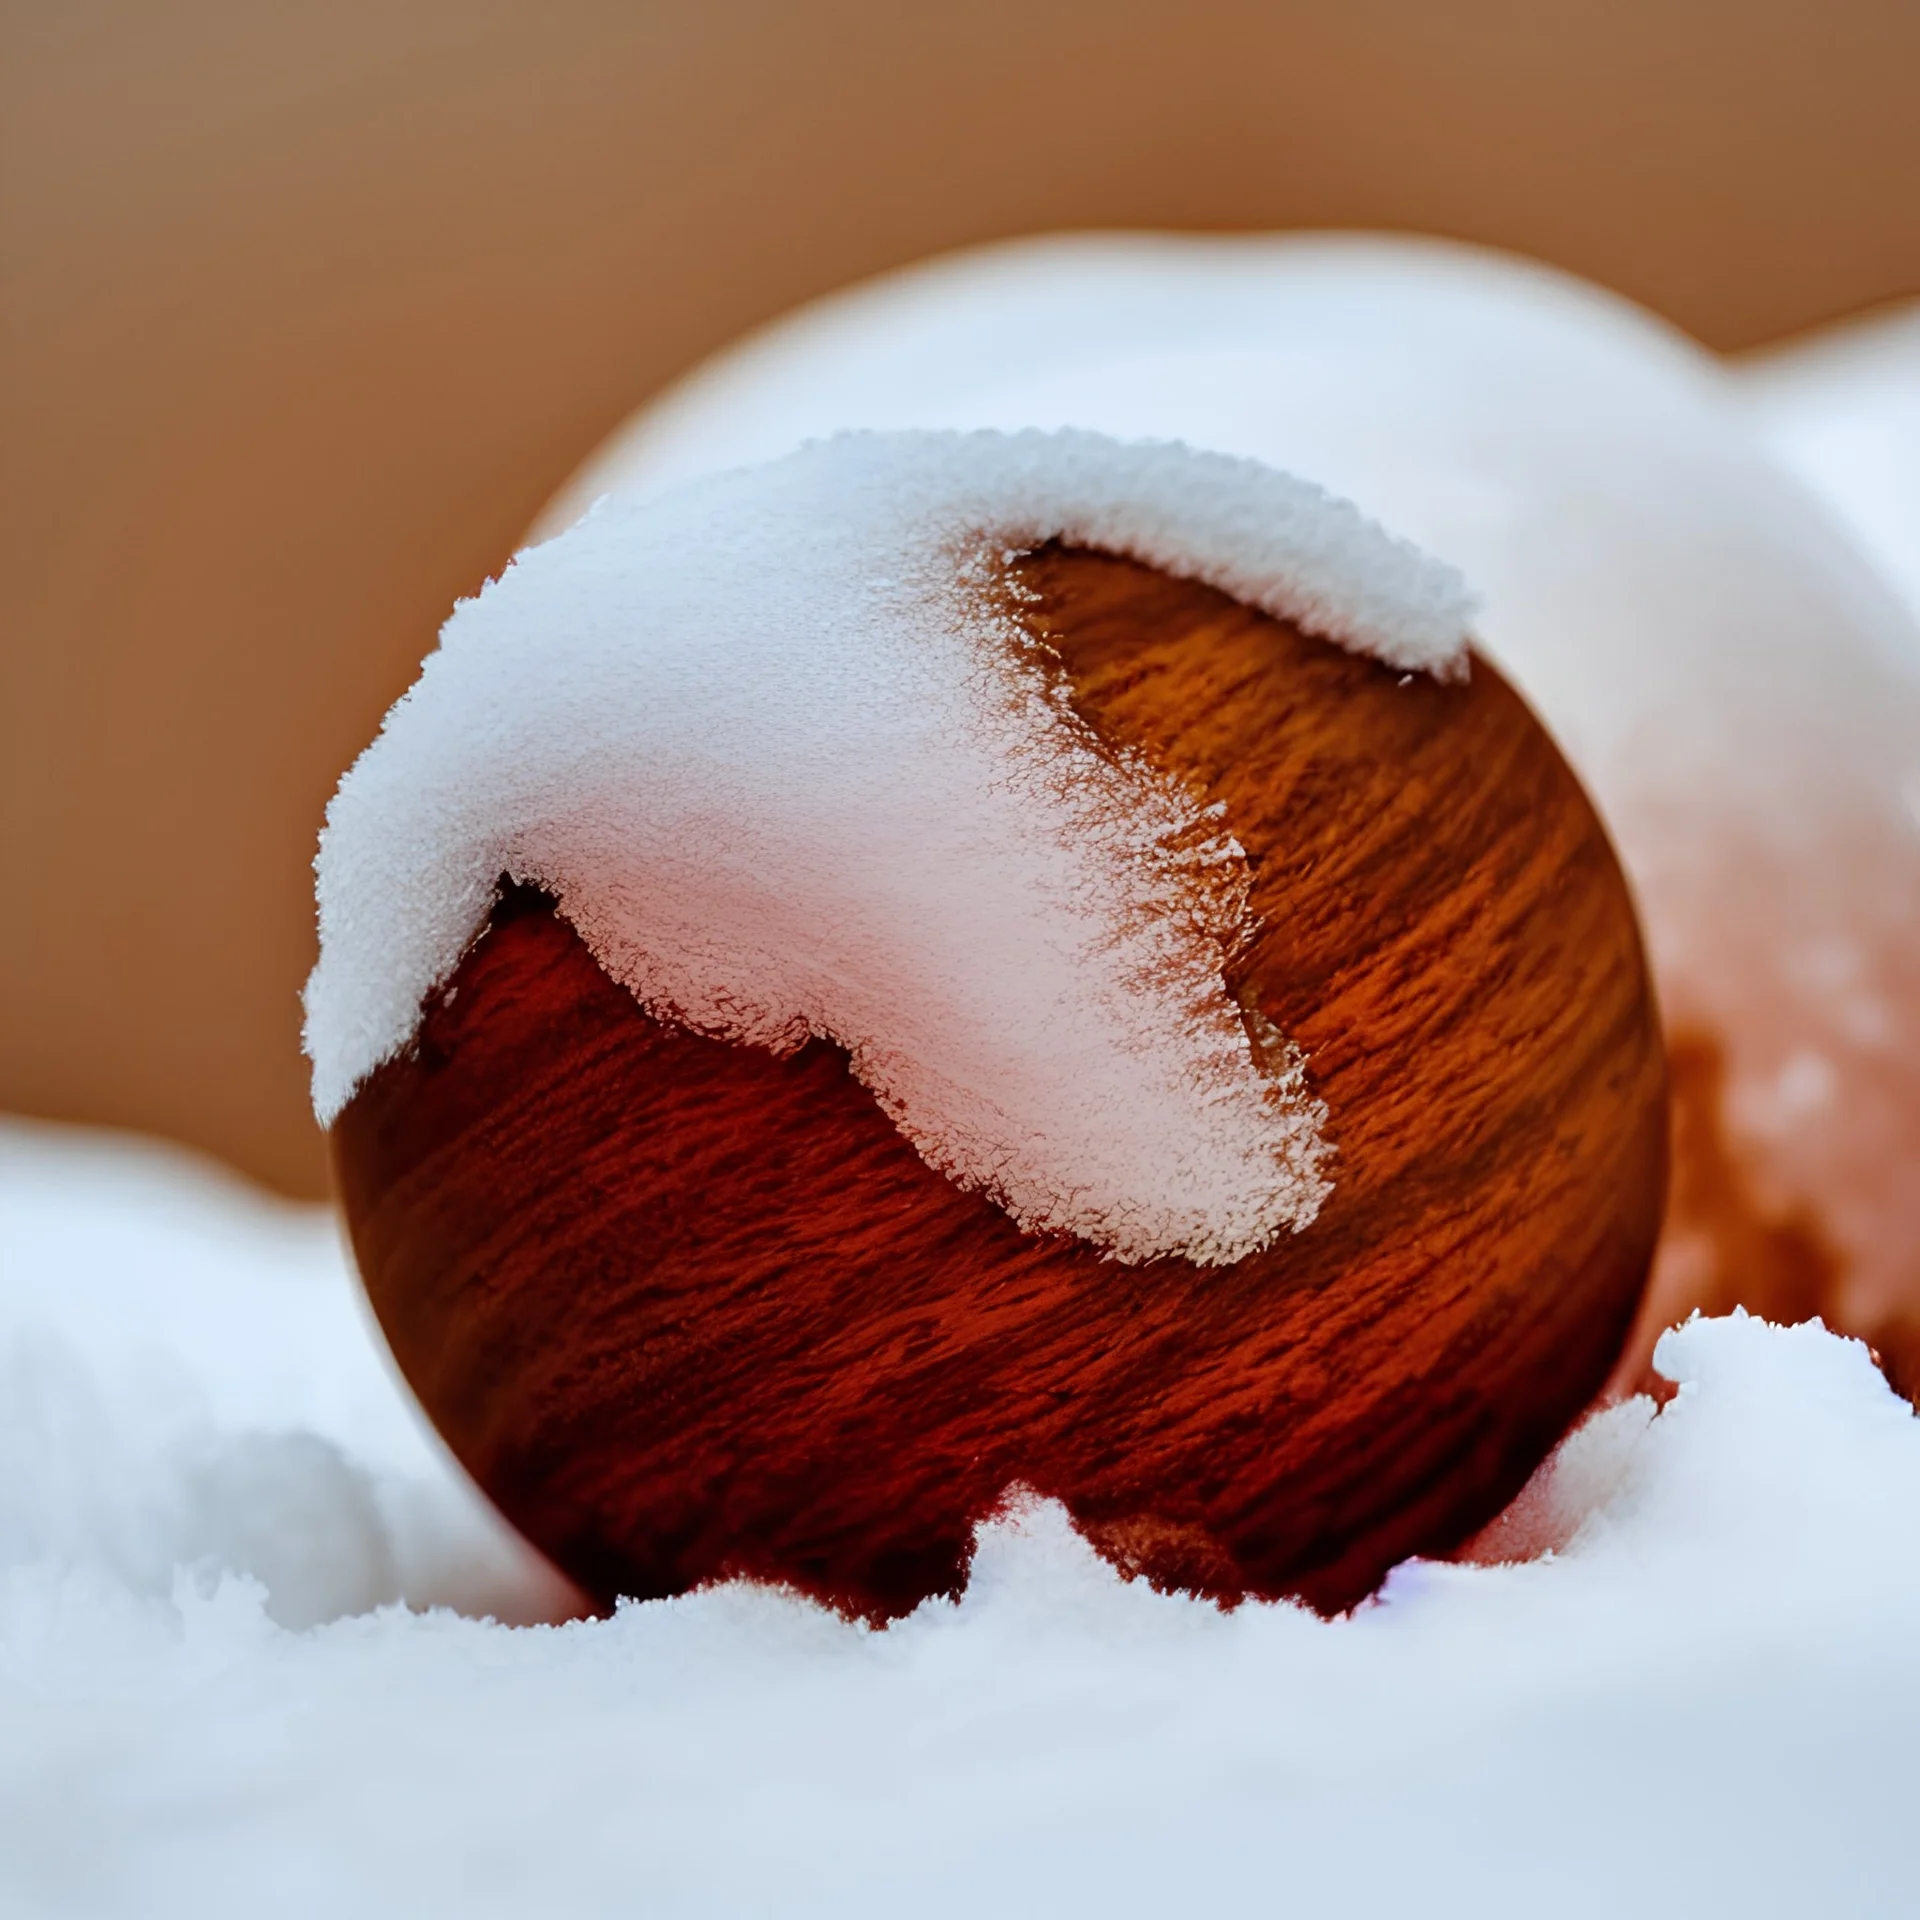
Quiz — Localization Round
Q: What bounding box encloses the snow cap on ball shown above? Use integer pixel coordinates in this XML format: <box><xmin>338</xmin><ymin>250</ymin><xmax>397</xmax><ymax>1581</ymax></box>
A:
<box><xmin>305</xmin><ymin>429</ymin><xmax>1473</xmax><ymax>1264</ymax></box>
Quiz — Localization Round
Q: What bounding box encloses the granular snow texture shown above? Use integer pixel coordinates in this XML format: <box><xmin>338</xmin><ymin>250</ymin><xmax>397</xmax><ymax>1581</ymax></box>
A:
<box><xmin>308</xmin><ymin>431</ymin><xmax>1469</xmax><ymax>1265</ymax></box>
<box><xmin>3</xmin><ymin>1115</ymin><xmax>1919</xmax><ymax>1919</ymax></box>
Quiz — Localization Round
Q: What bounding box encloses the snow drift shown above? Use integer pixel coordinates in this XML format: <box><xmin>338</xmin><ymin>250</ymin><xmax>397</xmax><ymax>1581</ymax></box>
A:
<box><xmin>3</xmin><ymin>1117</ymin><xmax>1918</xmax><ymax>1919</ymax></box>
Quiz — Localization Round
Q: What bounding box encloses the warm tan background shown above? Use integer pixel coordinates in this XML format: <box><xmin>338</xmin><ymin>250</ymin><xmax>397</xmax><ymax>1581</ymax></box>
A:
<box><xmin>5</xmin><ymin>0</ymin><xmax>1919</xmax><ymax>1200</ymax></box>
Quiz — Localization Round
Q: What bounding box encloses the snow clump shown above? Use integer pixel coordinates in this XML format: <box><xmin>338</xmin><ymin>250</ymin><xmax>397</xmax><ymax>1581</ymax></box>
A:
<box><xmin>305</xmin><ymin>428</ymin><xmax>1472</xmax><ymax>1265</ymax></box>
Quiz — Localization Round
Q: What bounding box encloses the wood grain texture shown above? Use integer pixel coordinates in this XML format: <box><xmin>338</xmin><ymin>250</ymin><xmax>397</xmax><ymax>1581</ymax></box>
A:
<box><xmin>333</xmin><ymin>546</ymin><xmax>1667</xmax><ymax>1619</ymax></box>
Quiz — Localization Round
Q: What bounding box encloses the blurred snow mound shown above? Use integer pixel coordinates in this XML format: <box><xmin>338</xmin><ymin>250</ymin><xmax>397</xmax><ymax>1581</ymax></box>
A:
<box><xmin>0</xmin><ymin>1118</ymin><xmax>572</xmax><ymax>1630</ymax></box>
<box><xmin>1738</xmin><ymin>300</ymin><xmax>1920</xmax><ymax>629</ymax></box>
<box><xmin>4</xmin><ymin>1116</ymin><xmax>1920</xmax><ymax>1917</ymax></box>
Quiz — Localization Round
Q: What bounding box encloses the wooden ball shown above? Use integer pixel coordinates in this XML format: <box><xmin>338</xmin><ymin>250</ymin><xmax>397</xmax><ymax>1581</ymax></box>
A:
<box><xmin>332</xmin><ymin>546</ymin><xmax>1666</xmax><ymax>1619</ymax></box>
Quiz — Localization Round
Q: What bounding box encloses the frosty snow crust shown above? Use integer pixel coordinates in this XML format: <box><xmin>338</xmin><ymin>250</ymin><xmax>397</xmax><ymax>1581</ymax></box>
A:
<box><xmin>305</xmin><ymin>429</ymin><xmax>1472</xmax><ymax>1264</ymax></box>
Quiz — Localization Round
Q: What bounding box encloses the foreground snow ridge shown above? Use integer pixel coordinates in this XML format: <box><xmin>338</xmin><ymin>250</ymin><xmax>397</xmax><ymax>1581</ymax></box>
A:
<box><xmin>305</xmin><ymin>429</ymin><xmax>1472</xmax><ymax>1265</ymax></box>
<box><xmin>6</xmin><ymin>1123</ymin><xmax>1919</xmax><ymax>1917</ymax></box>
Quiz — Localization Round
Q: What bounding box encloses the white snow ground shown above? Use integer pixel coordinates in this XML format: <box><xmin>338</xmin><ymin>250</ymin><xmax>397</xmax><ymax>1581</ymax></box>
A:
<box><xmin>5</xmin><ymin>259</ymin><xmax>1920</xmax><ymax>1917</ymax></box>
<box><xmin>4</xmin><ymin>1123</ymin><xmax>1920</xmax><ymax>1919</ymax></box>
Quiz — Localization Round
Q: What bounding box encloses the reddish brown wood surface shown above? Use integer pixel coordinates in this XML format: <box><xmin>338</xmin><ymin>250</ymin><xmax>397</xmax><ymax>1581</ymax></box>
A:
<box><xmin>333</xmin><ymin>547</ymin><xmax>1667</xmax><ymax>1619</ymax></box>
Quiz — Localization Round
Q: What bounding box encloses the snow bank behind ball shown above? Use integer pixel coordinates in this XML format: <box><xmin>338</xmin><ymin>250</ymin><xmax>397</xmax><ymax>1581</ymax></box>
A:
<box><xmin>1737</xmin><ymin>300</ymin><xmax>1920</xmax><ymax>631</ymax></box>
<box><xmin>550</xmin><ymin>233</ymin><xmax>1920</xmax><ymax>1351</ymax></box>
<box><xmin>308</xmin><ymin>430</ymin><xmax>1472</xmax><ymax>1266</ymax></box>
